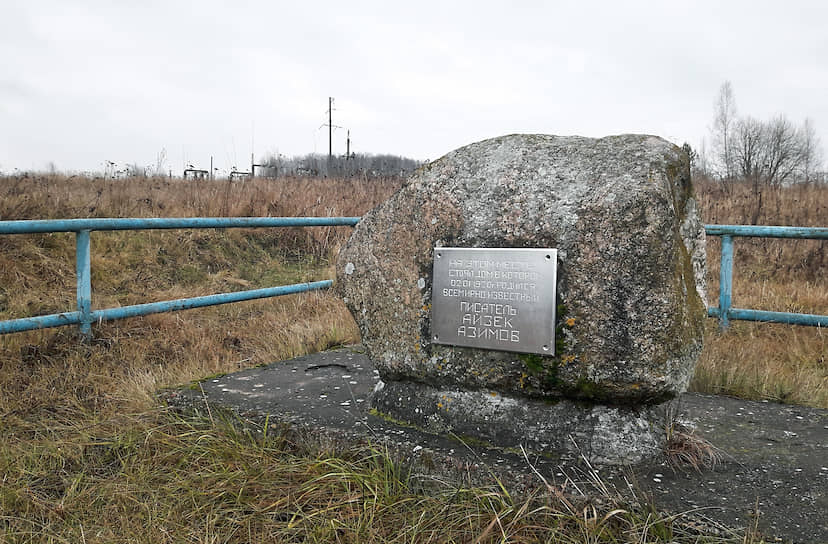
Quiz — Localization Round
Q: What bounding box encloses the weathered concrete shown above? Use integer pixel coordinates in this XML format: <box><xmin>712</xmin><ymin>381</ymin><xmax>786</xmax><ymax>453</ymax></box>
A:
<box><xmin>161</xmin><ymin>347</ymin><xmax>828</xmax><ymax>544</ymax></box>
<box><xmin>371</xmin><ymin>380</ymin><xmax>669</xmax><ymax>465</ymax></box>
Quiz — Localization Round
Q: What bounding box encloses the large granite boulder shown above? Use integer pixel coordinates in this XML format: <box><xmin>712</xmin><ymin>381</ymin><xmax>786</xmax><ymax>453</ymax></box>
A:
<box><xmin>336</xmin><ymin>134</ymin><xmax>706</xmax><ymax>463</ymax></box>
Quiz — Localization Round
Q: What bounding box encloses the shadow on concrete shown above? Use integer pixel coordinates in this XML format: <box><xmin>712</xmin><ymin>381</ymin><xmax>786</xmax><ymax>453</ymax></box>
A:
<box><xmin>162</xmin><ymin>346</ymin><xmax>827</xmax><ymax>544</ymax></box>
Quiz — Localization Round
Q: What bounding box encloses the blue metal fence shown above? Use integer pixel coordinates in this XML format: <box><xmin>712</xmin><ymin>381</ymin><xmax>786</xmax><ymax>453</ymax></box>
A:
<box><xmin>704</xmin><ymin>225</ymin><xmax>828</xmax><ymax>329</ymax></box>
<box><xmin>0</xmin><ymin>217</ymin><xmax>359</xmax><ymax>339</ymax></box>
<box><xmin>0</xmin><ymin>218</ymin><xmax>824</xmax><ymax>339</ymax></box>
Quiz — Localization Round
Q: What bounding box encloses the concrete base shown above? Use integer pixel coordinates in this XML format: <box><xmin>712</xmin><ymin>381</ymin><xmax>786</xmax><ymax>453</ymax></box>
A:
<box><xmin>372</xmin><ymin>379</ymin><xmax>670</xmax><ymax>465</ymax></box>
<box><xmin>160</xmin><ymin>346</ymin><xmax>828</xmax><ymax>543</ymax></box>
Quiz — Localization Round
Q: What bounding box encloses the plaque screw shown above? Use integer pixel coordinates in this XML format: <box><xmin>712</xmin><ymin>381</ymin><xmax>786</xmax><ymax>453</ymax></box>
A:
<box><xmin>542</xmin><ymin>345</ymin><xmax>549</xmax><ymax>351</ymax></box>
<box><xmin>433</xmin><ymin>335</ymin><xmax>439</xmax><ymax>340</ymax></box>
<box><xmin>545</xmin><ymin>254</ymin><xmax>551</xmax><ymax>260</ymax></box>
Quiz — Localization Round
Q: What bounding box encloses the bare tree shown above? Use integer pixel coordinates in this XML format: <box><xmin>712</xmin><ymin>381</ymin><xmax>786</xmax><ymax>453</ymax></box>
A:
<box><xmin>153</xmin><ymin>148</ymin><xmax>168</xmax><ymax>177</ymax></box>
<box><xmin>711</xmin><ymin>81</ymin><xmax>825</xmax><ymax>190</ymax></box>
<box><xmin>694</xmin><ymin>137</ymin><xmax>712</xmax><ymax>179</ymax></box>
<box><xmin>762</xmin><ymin>114</ymin><xmax>803</xmax><ymax>186</ymax></box>
<box><xmin>799</xmin><ymin>118</ymin><xmax>824</xmax><ymax>183</ymax></box>
<box><xmin>732</xmin><ymin>116</ymin><xmax>764</xmax><ymax>191</ymax></box>
<box><xmin>711</xmin><ymin>81</ymin><xmax>738</xmax><ymax>184</ymax></box>
<box><xmin>731</xmin><ymin>114</ymin><xmax>804</xmax><ymax>186</ymax></box>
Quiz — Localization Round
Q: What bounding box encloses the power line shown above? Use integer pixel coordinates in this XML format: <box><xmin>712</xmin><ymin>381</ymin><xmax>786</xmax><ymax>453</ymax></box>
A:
<box><xmin>320</xmin><ymin>97</ymin><xmax>342</xmax><ymax>162</ymax></box>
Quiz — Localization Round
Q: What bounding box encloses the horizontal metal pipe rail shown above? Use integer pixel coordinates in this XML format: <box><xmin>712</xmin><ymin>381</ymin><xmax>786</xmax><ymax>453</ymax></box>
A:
<box><xmin>0</xmin><ymin>217</ymin><xmax>360</xmax><ymax>339</ymax></box>
<box><xmin>1</xmin><ymin>218</ymin><xmax>823</xmax><ymax>338</ymax></box>
<box><xmin>0</xmin><ymin>216</ymin><xmax>361</xmax><ymax>234</ymax></box>
<box><xmin>704</xmin><ymin>224</ymin><xmax>827</xmax><ymax>329</ymax></box>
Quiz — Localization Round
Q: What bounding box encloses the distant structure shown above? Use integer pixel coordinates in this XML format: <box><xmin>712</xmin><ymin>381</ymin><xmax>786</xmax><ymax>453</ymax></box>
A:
<box><xmin>183</xmin><ymin>167</ymin><xmax>209</xmax><ymax>180</ymax></box>
<box><xmin>229</xmin><ymin>168</ymin><xmax>251</xmax><ymax>181</ymax></box>
<box><xmin>250</xmin><ymin>153</ymin><xmax>264</xmax><ymax>179</ymax></box>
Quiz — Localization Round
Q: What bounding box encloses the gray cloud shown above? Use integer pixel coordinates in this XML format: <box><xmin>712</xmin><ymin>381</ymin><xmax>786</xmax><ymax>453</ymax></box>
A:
<box><xmin>2</xmin><ymin>0</ymin><xmax>827</xmax><ymax>174</ymax></box>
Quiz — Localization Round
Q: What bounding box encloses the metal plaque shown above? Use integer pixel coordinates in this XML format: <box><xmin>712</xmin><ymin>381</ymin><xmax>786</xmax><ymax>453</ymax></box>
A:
<box><xmin>431</xmin><ymin>247</ymin><xmax>557</xmax><ymax>355</ymax></box>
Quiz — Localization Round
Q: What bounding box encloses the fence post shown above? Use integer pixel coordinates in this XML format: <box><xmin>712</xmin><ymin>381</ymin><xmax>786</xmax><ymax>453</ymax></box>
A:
<box><xmin>76</xmin><ymin>230</ymin><xmax>93</xmax><ymax>340</ymax></box>
<box><xmin>718</xmin><ymin>234</ymin><xmax>734</xmax><ymax>330</ymax></box>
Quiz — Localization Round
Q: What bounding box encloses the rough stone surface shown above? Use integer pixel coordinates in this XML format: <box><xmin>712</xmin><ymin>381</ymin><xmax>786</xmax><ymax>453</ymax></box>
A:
<box><xmin>337</xmin><ymin>134</ymin><xmax>706</xmax><ymax>404</ymax></box>
<box><xmin>371</xmin><ymin>379</ymin><xmax>669</xmax><ymax>465</ymax></box>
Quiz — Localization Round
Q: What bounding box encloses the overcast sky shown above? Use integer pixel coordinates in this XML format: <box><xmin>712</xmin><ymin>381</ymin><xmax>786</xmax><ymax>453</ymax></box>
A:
<box><xmin>2</xmin><ymin>0</ymin><xmax>827</xmax><ymax>175</ymax></box>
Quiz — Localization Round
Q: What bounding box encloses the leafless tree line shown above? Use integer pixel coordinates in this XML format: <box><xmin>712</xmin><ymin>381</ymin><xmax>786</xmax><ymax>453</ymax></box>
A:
<box><xmin>257</xmin><ymin>153</ymin><xmax>422</xmax><ymax>179</ymax></box>
<box><xmin>700</xmin><ymin>81</ymin><xmax>825</xmax><ymax>191</ymax></box>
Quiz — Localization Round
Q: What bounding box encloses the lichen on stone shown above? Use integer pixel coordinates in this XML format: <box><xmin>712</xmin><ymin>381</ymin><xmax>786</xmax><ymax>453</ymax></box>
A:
<box><xmin>336</xmin><ymin>134</ymin><xmax>706</xmax><ymax>464</ymax></box>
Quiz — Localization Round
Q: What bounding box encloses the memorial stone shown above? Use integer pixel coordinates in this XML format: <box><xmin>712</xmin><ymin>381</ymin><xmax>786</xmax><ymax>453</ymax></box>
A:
<box><xmin>336</xmin><ymin>134</ymin><xmax>706</xmax><ymax>464</ymax></box>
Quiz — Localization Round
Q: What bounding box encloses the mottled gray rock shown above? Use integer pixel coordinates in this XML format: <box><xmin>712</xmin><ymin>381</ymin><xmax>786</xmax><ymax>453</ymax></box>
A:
<box><xmin>336</xmin><ymin>134</ymin><xmax>706</xmax><ymax>464</ymax></box>
<box><xmin>338</xmin><ymin>134</ymin><xmax>705</xmax><ymax>402</ymax></box>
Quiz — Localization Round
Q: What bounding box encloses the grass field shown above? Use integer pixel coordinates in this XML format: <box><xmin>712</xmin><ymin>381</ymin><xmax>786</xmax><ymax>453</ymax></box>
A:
<box><xmin>690</xmin><ymin>179</ymin><xmax>826</xmax><ymax>407</ymax></box>
<box><xmin>0</xmin><ymin>173</ymin><xmax>825</xmax><ymax>542</ymax></box>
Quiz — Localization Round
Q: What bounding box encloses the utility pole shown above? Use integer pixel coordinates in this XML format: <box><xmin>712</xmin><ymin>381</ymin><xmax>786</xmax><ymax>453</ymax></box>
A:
<box><xmin>320</xmin><ymin>97</ymin><xmax>342</xmax><ymax>172</ymax></box>
<box><xmin>210</xmin><ymin>156</ymin><xmax>213</xmax><ymax>180</ymax></box>
<box><xmin>346</xmin><ymin>129</ymin><xmax>351</xmax><ymax>159</ymax></box>
<box><xmin>327</xmin><ymin>97</ymin><xmax>333</xmax><ymax>162</ymax></box>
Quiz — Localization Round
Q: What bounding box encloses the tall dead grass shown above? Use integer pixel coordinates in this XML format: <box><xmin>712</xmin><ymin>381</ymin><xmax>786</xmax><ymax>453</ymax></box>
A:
<box><xmin>0</xmin><ymin>173</ymin><xmax>402</xmax><ymax>264</ymax></box>
<box><xmin>0</xmin><ymin>174</ymin><xmax>825</xmax><ymax>412</ymax></box>
<box><xmin>0</xmin><ymin>173</ymin><xmax>403</xmax><ymax>219</ymax></box>
<box><xmin>691</xmin><ymin>179</ymin><xmax>827</xmax><ymax>407</ymax></box>
<box><xmin>0</xmin><ymin>173</ymin><xmax>812</xmax><ymax>543</ymax></box>
<box><xmin>1</xmin><ymin>173</ymin><xmax>403</xmax><ymax>422</ymax></box>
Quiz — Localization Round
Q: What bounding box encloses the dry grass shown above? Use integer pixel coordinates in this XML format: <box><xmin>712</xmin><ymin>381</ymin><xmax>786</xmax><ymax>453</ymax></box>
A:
<box><xmin>691</xmin><ymin>179</ymin><xmax>827</xmax><ymax>407</ymax></box>
<box><xmin>1</xmin><ymin>410</ymin><xmax>750</xmax><ymax>544</ymax></box>
<box><xmin>0</xmin><ymin>174</ymin><xmax>399</xmax><ymax>422</ymax></box>
<box><xmin>664</xmin><ymin>416</ymin><xmax>724</xmax><ymax>473</ymax></box>
<box><xmin>0</xmin><ymin>173</ymin><xmax>403</xmax><ymax>267</ymax></box>
<box><xmin>0</xmin><ymin>172</ymin><xmax>403</xmax><ymax>220</ymax></box>
<box><xmin>0</xmin><ymin>173</ymin><xmax>821</xmax><ymax>542</ymax></box>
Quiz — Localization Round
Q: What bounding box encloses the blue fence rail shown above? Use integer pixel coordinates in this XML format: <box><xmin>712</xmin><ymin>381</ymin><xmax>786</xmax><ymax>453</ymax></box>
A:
<box><xmin>0</xmin><ymin>217</ymin><xmax>359</xmax><ymax>339</ymax></box>
<box><xmin>0</xmin><ymin>218</ymin><xmax>824</xmax><ymax>338</ymax></box>
<box><xmin>704</xmin><ymin>224</ymin><xmax>828</xmax><ymax>329</ymax></box>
